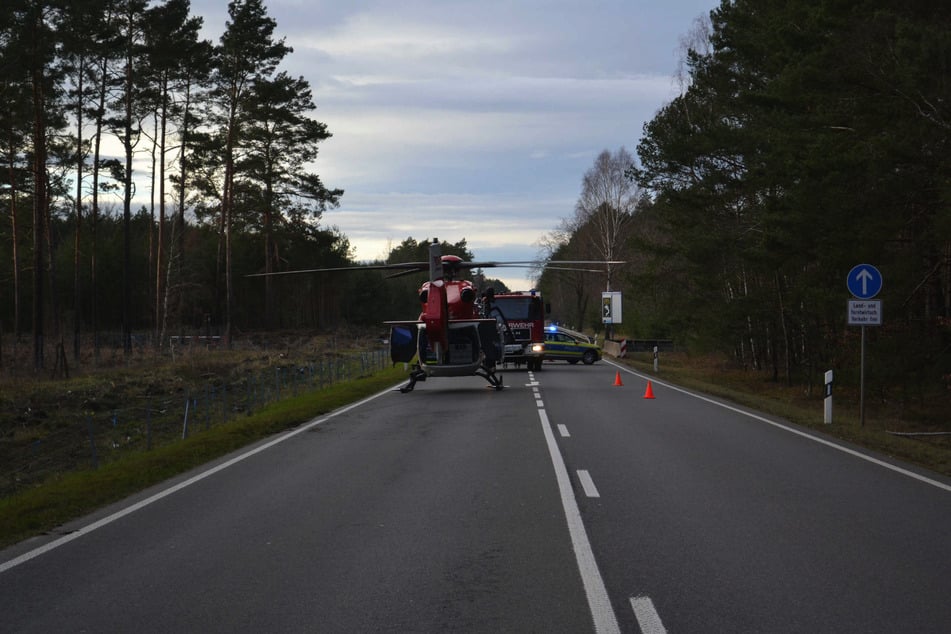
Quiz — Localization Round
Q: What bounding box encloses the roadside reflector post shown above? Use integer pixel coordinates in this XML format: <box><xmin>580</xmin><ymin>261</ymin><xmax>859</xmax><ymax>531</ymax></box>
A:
<box><xmin>824</xmin><ymin>370</ymin><xmax>833</xmax><ymax>424</ymax></box>
<box><xmin>653</xmin><ymin>346</ymin><xmax>659</xmax><ymax>373</ymax></box>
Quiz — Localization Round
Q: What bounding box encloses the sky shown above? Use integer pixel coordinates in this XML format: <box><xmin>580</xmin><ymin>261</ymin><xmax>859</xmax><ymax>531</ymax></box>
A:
<box><xmin>193</xmin><ymin>0</ymin><xmax>720</xmax><ymax>290</ymax></box>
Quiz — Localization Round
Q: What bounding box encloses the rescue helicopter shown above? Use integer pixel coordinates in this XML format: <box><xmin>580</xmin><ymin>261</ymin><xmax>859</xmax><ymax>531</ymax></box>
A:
<box><xmin>249</xmin><ymin>239</ymin><xmax>622</xmax><ymax>392</ymax></box>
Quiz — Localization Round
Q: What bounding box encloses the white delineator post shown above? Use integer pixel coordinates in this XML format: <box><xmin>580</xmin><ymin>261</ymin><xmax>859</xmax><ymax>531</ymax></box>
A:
<box><xmin>824</xmin><ymin>370</ymin><xmax>833</xmax><ymax>424</ymax></box>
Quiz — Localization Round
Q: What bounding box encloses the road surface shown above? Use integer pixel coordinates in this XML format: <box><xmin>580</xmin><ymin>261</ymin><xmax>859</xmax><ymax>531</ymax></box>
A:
<box><xmin>2</xmin><ymin>360</ymin><xmax>949</xmax><ymax>632</ymax></box>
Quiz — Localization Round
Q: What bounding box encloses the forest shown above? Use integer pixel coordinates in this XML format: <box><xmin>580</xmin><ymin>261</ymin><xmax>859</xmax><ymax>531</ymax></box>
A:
<box><xmin>0</xmin><ymin>1</ymin><xmax>516</xmax><ymax>371</ymax></box>
<box><xmin>539</xmin><ymin>0</ymin><xmax>951</xmax><ymax>401</ymax></box>
<box><xmin>2</xmin><ymin>0</ymin><xmax>950</xmax><ymax>406</ymax></box>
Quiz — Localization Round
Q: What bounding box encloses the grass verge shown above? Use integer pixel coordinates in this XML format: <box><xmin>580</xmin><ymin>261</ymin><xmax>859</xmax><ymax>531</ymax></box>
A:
<box><xmin>619</xmin><ymin>353</ymin><xmax>950</xmax><ymax>479</ymax></box>
<box><xmin>0</xmin><ymin>366</ymin><xmax>405</xmax><ymax>550</ymax></box>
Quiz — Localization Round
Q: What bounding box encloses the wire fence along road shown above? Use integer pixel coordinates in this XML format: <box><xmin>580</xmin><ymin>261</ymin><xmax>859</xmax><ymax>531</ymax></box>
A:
<box><xmin>1</xmin><ymin>350</ymin><xmax>389</xmax><ymax>498</ymax></box>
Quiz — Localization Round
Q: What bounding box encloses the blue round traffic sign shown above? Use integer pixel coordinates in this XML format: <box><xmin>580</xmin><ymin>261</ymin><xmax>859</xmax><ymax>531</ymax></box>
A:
<box><xmin>847</xmin><ymin>264</ymin><xmax>883</xmax><ymax>299</ymax></box>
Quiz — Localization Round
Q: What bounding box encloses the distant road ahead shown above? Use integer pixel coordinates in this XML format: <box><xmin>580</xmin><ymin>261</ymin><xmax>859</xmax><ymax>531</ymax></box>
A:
<box><xmin>2</xmin><ymin>361</ymin><xmax>949</xmax><ymax>633</ymax></box>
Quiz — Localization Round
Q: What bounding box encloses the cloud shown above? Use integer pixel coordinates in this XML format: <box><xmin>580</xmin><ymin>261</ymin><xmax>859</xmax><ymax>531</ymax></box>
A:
<box><xmin>307</xmin><ymin>12</ymin><xmax>517</xmax><ymax>65</ymax></box>
<box><xmin>189</xmin><ymin>0</ymin><xmax>718</xmax><ymax>290</ymax></box>
<box><xmin>310</xmin><ymin>73</ymin><xmax>677</xmax><ymax>193</ymax></box>
<box><xmin>323</xmin><ymin>190</ymin><xmax>567</xmax><ymax>244</ymax></box>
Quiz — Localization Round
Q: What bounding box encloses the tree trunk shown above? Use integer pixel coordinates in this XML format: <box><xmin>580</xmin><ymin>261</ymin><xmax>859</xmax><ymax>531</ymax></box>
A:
<box><xmin>148</xmin><ymin>110</ymin><xmax>157</xmax><ymax>338</ymax></box>
<box><xmin>155</xmin><ymin>77</ymin><xmax>169</xmax><ymax>346</ymax></box>
<box><xmin>223</xmin><ymin>159</ymin><xmax>234</xmax><ymax>348</ymax></box>
<box><xmin>264</xmin><ymin>188</ymin><xmax>274</xmax><ymax>328</ymax></box>
<box><xmin>30</xmin><ymin>10</ymin><xmax>48</xmax><ymax>372</ymax></box>
<box><xmin>90</xmin><ymin>71</ymin><xmax>106</xmax><ymax>365</ymax></box>
<box><xmin>73</xmin><ymin>60</ymin><xmax>85</xmax><ymax>362</ymax></box>
<box><xmin>6</xmin><ymin>133</ymin><xmax>21</xmax><ymax>342</ymax></box>
<box><xmin>775</xmin><ymin>270</ymin><xmax>791</xmax><ymax>385</ymax></box>
<box><xmin>121</xmin><ymin>10</ymin><xmax>135</xmax><ymax>357</ymax></box>
<box><xmin>172</xmin><ymin>81</ymin><xmax>192</xmax><ymax>341</ymax></box>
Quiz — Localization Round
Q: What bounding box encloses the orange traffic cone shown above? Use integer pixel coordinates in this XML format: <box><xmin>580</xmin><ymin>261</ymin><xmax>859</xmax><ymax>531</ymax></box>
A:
<box><xmin>613</xmin><ymin>371</ymin><xmax>623</xmax><ymax>386</ymax></box>
<box><xmin>643</xmin><ymin>381</ymin><xmax>655</xmax><ymax>399</ymax></box>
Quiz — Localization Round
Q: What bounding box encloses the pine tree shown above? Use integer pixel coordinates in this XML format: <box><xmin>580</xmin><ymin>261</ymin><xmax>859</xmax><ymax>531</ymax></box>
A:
<box><xmin>240</xmin><ymin>71</ymin><xmax>341</xmax><ymax>326</ymax></box>
<box><xmin>210</xmin><ymin>0</ymin><xmax>290</xmax><ymax>346</ymax></box>
<box><xmin>141</xmin><ymin>0</ymin><xmax>205</xmax><ymax>345</ymax></box>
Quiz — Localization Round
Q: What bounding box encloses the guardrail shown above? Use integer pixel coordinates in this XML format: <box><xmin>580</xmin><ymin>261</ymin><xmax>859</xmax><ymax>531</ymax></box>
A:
<box><xmin>603</xmin><ymin>339</ymin><xmax>674</xmax><ymax>357</ymax></box>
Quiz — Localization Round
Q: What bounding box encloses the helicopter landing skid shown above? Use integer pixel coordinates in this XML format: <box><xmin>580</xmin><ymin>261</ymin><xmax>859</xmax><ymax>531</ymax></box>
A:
<box><xmin>476</xmin><ymin>366</ymin><xmax>504</xmax><ymax>391</ymax></box>
<box><xmin>399</xmin><ymin>364</ymin><xmax>503</xmax><ymax>392</ymax></box>
<box><xmin>399</xmin><ymin>367</ymin><xmax>428</xmax><ymax>393</ymax></box>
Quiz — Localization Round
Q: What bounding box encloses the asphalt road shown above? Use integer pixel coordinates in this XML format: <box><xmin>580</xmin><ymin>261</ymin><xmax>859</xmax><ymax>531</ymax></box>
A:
<box><xmin>2</xmin><ymin>360</ymin><xmax>949</xmax><ymax>633</ymax></box>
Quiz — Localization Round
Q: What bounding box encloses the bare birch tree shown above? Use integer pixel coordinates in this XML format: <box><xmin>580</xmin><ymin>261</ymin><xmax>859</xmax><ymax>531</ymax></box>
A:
<box><xmin>571</xmin><ymin>147</ymin><xmax>642</xmax><ymax>291</ymax></box>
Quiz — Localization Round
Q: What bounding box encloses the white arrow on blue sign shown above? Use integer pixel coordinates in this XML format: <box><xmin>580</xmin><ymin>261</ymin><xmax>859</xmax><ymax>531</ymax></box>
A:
<box><xmin>847</xmin><ymin>264</ymin><xmax>883</xmax><ymax>299</ymax></box>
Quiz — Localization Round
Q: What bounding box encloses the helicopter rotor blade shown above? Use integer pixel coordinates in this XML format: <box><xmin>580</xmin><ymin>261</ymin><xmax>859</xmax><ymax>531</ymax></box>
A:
<box><xmin>543</xmin><ymin>266</ymin><xmax>611</xmax><ymax>273</ymax></box>
<box><xmin>455</xmin><ymin>260</ymin><xmax>626</xmax><ymax>269</ymax></box>
<box><xmin>245</xmin><ymin>262</ymin><xmax>428</xmax><ymax>278</ymax></box>
<box><xmin>246</xmin><ymin>259</ymin><xmax>625</xmax><ymax>278</ymax></box>
<box><xmin>385</xmin><ymin>267</ymin><xmax>429</xmax><ymax>279</ymax></box>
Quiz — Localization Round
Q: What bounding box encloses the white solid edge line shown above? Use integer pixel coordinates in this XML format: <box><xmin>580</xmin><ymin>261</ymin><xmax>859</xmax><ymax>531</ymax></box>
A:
<box><xmin>630</xmin><ymin>596</ymin><xmax>668</xmax><ymax>634</ymax></box>
<box><xmin>577</xmin><ymin>469</ymin><xmax>601</xmax><ymax>498</ymax></box>
<box><xmin>0</xmin><ymin>384</ymin><xmax>400</xmax><ymax>575</ymax></box>
<box><xmin>606</xmin><ymin>361</ymin><xmax>951</xmax><ymax>493</ymax></box>
<box><xmin>538</xmin><ymin>409</ymin><xmax>620</xmax><ymax>634</ymax></box>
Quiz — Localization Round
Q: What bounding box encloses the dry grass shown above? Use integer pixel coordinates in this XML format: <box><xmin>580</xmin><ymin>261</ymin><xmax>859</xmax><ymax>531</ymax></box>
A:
<box><xmin>620</xmin><ymin>351</ymin><xmax>951</xmax><ymax>477</ymax></box>
<box><xmin>0</xmin><ymin>329</ymin><xmax>399</xmax><ymax>547</ymax></box>
<box><xmin>0</xmin><ymin>329</ymin><xmax>388</xmax><ymax>496</ymax></box>
<box><xmin>0</xmin><ymin>365</ymin><xmax>405</xmax><ymax>548</ymax></box>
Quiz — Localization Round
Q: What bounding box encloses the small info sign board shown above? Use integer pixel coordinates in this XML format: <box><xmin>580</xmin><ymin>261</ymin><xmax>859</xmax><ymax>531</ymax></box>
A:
<box><xmin>846</xmin><ymin>264</ymin><xmax>883</xmax><ymax>428</ymax></box>
<box><xmin>848</xmin><ymin>300</ymin><xmax>882</xmax><ymax>326</ymax></box>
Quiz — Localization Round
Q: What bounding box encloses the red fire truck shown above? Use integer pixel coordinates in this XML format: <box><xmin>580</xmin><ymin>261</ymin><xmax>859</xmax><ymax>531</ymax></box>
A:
<box><xmin>481</xmin><ymin>289</ymin><xmax>547</xmax><ymax>371</ymax></box>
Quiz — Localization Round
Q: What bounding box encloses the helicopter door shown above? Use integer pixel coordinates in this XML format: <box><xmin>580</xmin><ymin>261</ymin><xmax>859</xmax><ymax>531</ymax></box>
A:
<box><xmin>447</xmin><ymin>325</ymin><xmax>479</xmax><ymax>365</ymax></box>
<box><xmin>389</xmin><ymin>325</ymin><xmax>418</xmax><ymax>363</ymax></box>
<box><xmin>478</xmin><ymin>321</ymin><xmax>503</xmax><ymax>363</ymax></box>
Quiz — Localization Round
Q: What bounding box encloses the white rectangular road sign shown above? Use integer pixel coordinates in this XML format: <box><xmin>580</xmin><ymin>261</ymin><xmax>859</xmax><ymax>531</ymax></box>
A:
<box><xmin>602</xmin><ymin>291</ymin><xmax>622</xmax><ymax>325</ymax></box>
<box><xmin>848</xmin><ymin>300</ymin><xmax>882</xmax><ymax>326</ymax></box>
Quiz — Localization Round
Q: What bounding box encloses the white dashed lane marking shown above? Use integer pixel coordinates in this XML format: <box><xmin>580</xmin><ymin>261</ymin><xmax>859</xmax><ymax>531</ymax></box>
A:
<box><xmin>630</xmin><ymin>596</ymin><xmax>668</xmax><ymax>634</ymax></box>
<box><xmin>577</xmin><ymin>469</ymin><xmax>601</xmax><ymax>498</ymax></box>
